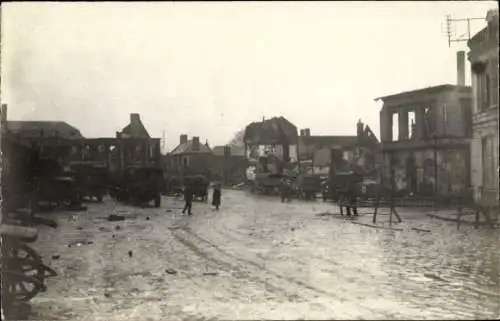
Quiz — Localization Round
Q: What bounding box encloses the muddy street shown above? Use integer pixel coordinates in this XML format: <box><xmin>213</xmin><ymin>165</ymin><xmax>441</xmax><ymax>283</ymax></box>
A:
<box><xmin>30</xmin><ymin>190</ymin><xmax>500</xmax><ymax>320</ymax></box>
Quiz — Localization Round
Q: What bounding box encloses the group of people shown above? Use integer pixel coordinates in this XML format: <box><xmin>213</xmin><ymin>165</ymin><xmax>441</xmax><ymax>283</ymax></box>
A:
<box><xmin>182</xmin><ymin>182</ymin><xmax>222</xmax><ymax>215</ymax></box>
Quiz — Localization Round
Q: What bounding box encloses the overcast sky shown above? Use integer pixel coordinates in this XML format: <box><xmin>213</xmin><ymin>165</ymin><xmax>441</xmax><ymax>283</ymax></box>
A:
<box><xmin>1</xmin><ymin>1</ymin><xmax>497</xmax><ymax>152</ymax></box>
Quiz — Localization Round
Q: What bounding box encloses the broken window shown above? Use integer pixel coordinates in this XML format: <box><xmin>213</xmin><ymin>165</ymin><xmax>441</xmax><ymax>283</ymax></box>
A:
<box><xmin>424</xmin><ymin>106</ymin><xmax>435</xmax><ymax>137</ymax></box>
<box><xmin>408</xmin><ymin>111</ymin><xmax>416</xmax><ymax>139</ymax></box>
<box><xmin>392</xmin><ymin>113</ymin><xmax>399</xmax><ymax>142</ymax></box>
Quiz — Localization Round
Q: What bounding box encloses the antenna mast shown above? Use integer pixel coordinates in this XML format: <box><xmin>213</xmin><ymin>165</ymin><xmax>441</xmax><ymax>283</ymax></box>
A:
<box><xmin>161</xmin><ymin>129</ymin><xmax>166</xmax><ymax>154</ymax></box>
<box><xmin>444</xmin><ymin>15</ymin><xmax>484</xmax><ymax>48</ymax></box>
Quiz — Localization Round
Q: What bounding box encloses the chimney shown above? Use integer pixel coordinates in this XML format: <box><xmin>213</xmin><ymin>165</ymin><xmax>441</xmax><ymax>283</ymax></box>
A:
<box><xmin>130</xmin><ymin>113</ymin><xmax>140</xmax><ymax>124</ymax></box>
<box><xmin>357</xmin><ymin>119</ymin><xmax>364</xmax><ymax>138</ymax></box>
<box><xmin>224</xmin><ymin>145</ymin><xmax>231</xmax><ymax>157</ymax></box>
<box><xmin>129</xmin><ymin>113</ymin><xmax>141</xmax><ymax>137</ymax></box>
<box><xmin>192</xmin><ymin>136</ymin><xmax>200</xmax><ymax>151</ymax></box>
<box><xmin>456</xmin><ymin>51</ymin><xmax>466</xmax><ymax>86</ymax></box>
<box><xmin>180</xmin><ymin>134</ymin><xmax>188</xmax><ymax>144</ymax></box>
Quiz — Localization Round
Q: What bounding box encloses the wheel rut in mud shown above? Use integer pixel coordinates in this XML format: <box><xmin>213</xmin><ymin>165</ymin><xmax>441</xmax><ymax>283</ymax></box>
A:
<box><xmin>170</xmin><ymin>226</ymin><xmax>343</xmax><ymax>301</ymax></box>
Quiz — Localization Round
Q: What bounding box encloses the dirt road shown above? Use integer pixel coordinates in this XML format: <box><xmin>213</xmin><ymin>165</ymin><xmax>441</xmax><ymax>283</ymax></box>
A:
<box><xmin>30</xmin><ymin>190</ymin><xmax>500</xmax><ymax>320</ymax></box>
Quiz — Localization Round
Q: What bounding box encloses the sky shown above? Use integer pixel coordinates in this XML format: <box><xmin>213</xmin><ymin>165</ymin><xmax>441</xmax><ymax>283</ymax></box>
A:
<box><xmin>1</xmin><ymin>1</ymin><xmax>497</xmax><ymax>152</ymax></box>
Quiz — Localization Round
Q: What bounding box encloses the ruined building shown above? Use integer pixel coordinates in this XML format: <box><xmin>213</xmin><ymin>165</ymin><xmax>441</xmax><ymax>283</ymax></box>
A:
<box><xmin>298</xmin><ymin>120</ymin><xmax>379</xmax><ymax>175</ymax></box>
<box><xmin>244</xmin><ymin>116</ymin><xmax>299</xmax><ymax>175</ymax></box>
<box><xmin>377</xmin><ymin>82</ymin><xmax>473</xmax><ymax>199</ymax></box>
<box><xmin>1</xmin><ymin>109</ymin><xmax>161</xmax><ymax>171</ymax></box>
<box><xmin>468</xmin><ymin>8</ymin><xmax>499</xmax><ymax>210</ymax></box>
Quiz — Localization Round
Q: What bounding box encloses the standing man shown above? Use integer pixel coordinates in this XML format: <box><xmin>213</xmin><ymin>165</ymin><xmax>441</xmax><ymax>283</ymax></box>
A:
<box><xmin>182</xmin><ymin>183</ymin><xmax>193</xmax><ymax>215</ymax></box>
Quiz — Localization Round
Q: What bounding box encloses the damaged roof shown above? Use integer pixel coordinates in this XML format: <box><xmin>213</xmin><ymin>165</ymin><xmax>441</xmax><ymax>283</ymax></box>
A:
<box><xmin>374</xmin><ymin>84</ymin><xmax>471</xmax><ymax>102</ymax></box>
<box><xmin>6</xmin><ymin>121</ymin><xmax>84</xmax><ymax>139</ymax></box>
<box><xmin>120</xmin><ymin>124</ymin><xmax>150</xmax><ymax>138</ymax></box>
<box><xmin>244</xmin><ymin>116</ymin><xmax>298</xmax><ymax>145</ymax></box>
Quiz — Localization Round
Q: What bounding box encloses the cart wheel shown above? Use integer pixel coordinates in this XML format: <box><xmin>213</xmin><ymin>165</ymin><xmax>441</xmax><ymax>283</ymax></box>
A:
<box><xmin>1</xmin><ymin>270</ymin><xmax>46</xmax><ymax>302</ymax></box>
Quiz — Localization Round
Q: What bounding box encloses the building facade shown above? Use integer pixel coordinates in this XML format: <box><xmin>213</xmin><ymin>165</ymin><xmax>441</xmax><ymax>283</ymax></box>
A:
<box><xmin>468</xmin><ymin>9</ymin><xmax>499</xmax><ymax>210</ymax></box>
<box><xmin>298</xmin><ymin>120</ymin><xmax>380</xmax><ymax>175</ymax></box>
<box><xmin>211</xmin><ymin>145</ymin><xmax>247</xmax><ymax>185</ymax></box>
<box><xmin>377</xmin><ymin>85</ymin><xmax>472</xmax><ymax>198</ymax></box>
<box><xmin>165</xmin><ymin>135</ymin><xmax>213</xmax><ymax>180</ymax></box>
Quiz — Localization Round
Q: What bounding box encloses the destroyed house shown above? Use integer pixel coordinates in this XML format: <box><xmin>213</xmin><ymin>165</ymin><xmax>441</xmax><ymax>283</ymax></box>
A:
<box><xmin>298</xmin><ymin>120</ymin><xmax>380</xmax><ymax>175</ymax></box>
<box><xmin>377</xmin><ymin>84</ymin><xmax>473</xmax><ymax>198</ymax></box>
<box><xmin>3</xmin><ymin>119</ymin><xmax>84</xmax><ymax>165</ymax></box>
<box><xmin>244</xmin><ymin>116</ymin><xmax>299</xmax><ymax>164</ymax></box>
<box><xmin>6</xmin><ymin>121</ymin><xmax>83</xmax><ymax>140</ymax></box>
<box><xmin>117</xmin><ymin>113</ymin><xmax>150</xmax><ymax>138</ymax></box>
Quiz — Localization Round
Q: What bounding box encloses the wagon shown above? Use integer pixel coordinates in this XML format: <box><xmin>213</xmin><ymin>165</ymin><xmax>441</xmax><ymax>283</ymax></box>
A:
<box><xmin>250</xmin><ymin>172</ymin><xmax>285</xmax><ymax>195</ymax></box>
<box><xmin>70</xmin><ymin>164</ymin><xmax>110</xmax><ymax>202</ymax></box>
<box><xmin>184</xmin><ymin>175</ymin><xmax>209</xmax><ymax>202</ymax></box>
<box><xmin>163</xmin><ymin>175</ymin><xmax>183</xmax><ymax>196</ymax></box>
<box><xmin>297</xmin><ymin>173</ymin><xmax>322</xmax><ymax>199</ymax></box>
<box><xmin>109</xmin><ymin>166</ymin><xmax>163</xmax><ymax>207</ymax></box>
<box><xmin>33</xmin><ymin>159</ymin><xmax>83</xmax><ymax>209</ymax></box>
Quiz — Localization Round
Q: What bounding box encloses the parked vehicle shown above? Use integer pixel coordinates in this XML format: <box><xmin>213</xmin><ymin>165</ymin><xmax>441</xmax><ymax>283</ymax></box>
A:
<box><xmin>163</xmin><ymin>175</ymin><xmax>183</xmax><ymax>196</ymax></box>
<box><xmin>109</xmin><ymin>166</ymin><xmax>163</xmax><ymax>207</ymax></box>
<box><xmin>250</xmin><ymin>172</ymin><xmax>284</xmax><ymax>195</ymax></box>
<box><xmin>184</xmin><ymin>174</ymin><xmax>209</xmax><ymax>202</ymax></box>
<box><xmin>297</xmin><ymin>173</ymin><xmax>322</xmax><ymax>199</ymax></box>
<box><xmin>70</xmin><ymin>164</ymin><xmax>110</xmax><ymax>202</ymax></box>
<box><xmin>33</xmin><ymin>159</ymin><xmax>82</xmax><ymax>209</ymax></box>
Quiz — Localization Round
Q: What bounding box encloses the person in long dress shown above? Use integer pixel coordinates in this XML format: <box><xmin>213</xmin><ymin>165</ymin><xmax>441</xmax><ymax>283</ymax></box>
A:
<box><xmin>212</xmin><ymin>183</ymin><xmax>221</xmax><ymax>210</ymax></box>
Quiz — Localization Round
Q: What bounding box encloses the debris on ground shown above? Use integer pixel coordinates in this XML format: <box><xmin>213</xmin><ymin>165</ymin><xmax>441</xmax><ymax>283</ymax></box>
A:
<box><xmin>115</xmin><ymin>225</ymin><xmax>121</xmax><ymax>231</ymax></box>
<box><xmin>165</xmin><ymin>209</ymin><xmax>172</xmax><ymax>212</ymax></box>
<box><xmin>99</xmin><ymin>227</ymin><xmax>112</xmax><ymax>232</ymax></box>
<box><xmin>411</xmin><ymin>227</ymin><xmax>431</xmax><ymax>233</ymax></box>
<box><xmin>68</xmin><ymin>240</ymin><xmax>94</xmax><ymax>248</ymax></box>
<box><xmin>52</xmin><ymin>255</ymin><xmax>60</xmax><ymax>260</ymax></box>
<box><xmin>112</xmin><ymin>234</ymin><xmax>116</xmax><ymax>238</ymax></box>
<box><xmin>203</xmin><ymin>272</ymin><xmax>218</xmax><ymax>276</ymax></box>
<box><xmin>146</xmin><ymin>216</ymin><xmax>150</xmax><ymax>220</ymax></box>
<box><xmin>104</xmin><ymin>293</ymin><xmax>111</xmax><ymax>298</ymax></box>
<box><xmin>316</xmin><ymin>212</ymin><xmax>335</xmax><ymax>217</ymax></box>
<box><xmin>165</xmin><ymin>268</ymin><xmax>178</xmax><ymax>275</ymax></box>
<box><xmin>290</xmin><ymin>227</ymin><xmax>295</xmax><ymax>231</ymax></box>
<box><xmin>108</xmin><ymin>214</ymin><xmax>125</xmax><ymax>222</ymax></box>
<box><xmin>128</xmin><ymin>250</ymin><xmax>133</xmax><ymax>258</ymax></box>
<box><xmin>76</xmin><ymin>226</ymin><xmax>83</xmax><ymax>230</ymax></box>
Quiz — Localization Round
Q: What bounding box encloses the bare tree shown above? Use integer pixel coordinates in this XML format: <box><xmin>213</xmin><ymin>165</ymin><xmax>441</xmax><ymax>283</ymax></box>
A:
<box><xmin>228</xmin><ymin>128</ymin><xmax>245</xmax><ymax>147</ymax></box>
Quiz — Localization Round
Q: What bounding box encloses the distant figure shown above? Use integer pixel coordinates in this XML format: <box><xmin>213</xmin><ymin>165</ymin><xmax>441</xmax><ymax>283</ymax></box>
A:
<box><xmin>280</xmin><ymin>177</ymin><xmax>291</xmax><ymax>203</ymax></box>
<box><xmin>182</xmin><ymin>184</ymin><xmax>193</xmax><ymax>215</ymax></box>
<box><xmin>212</xmin><ymin>183</ymin><xmax>221</xmax><ymax>210</ymax></box>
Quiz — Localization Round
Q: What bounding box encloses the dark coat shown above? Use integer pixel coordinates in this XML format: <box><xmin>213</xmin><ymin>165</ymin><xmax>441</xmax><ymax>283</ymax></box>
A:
<box><xmin>212</xmin><ymin>188</ymin><xmax>221</xmax><ymax>206</ymax></box>
<box><xmin>183</xmin><ymin>186</ymin><xmax>194</xmax><ymax>202</ymax></box>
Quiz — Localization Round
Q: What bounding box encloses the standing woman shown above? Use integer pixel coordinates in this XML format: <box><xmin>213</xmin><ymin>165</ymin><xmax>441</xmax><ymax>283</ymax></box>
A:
<box><xmin>212</xmin><ymin>183</ymin><xmax>221</xmax><ymax>210</ymax></box>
